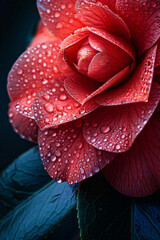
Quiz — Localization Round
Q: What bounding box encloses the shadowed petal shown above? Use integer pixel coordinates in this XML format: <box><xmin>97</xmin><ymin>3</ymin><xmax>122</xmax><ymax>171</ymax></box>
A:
<box><xmin>37</xmin><ymin>0</ymin><xmax>84</xmax><ymax>40</ymax></box>
<box><xmin>9</xmin><ymin>104</ymin><xmax>38</xmax><ymax>143</ymax></box>
<box><xmin>102</xmin><ymin>111</ymin><xmax>160</xmax><ymax>197</ymax></box>
<box><xmin>38</xmin><ymin>120</ymin><xmax>116</xmax><ymax>183</ymax></box>
<box><xmin>76</xmin><ymin>0</ymin><xmax>131</xmax><ymax>40</ymax></box>
<box><xmin>29</xmin><ymin>21</ymin><xmax>57</xmax><ymax>48</ymax></box>
<box><xmin>96</xmin><ymin>45</ymin><xmax>157</xmax><ymax>106</ymax></box>
<box><xmin>116</xmin><ymin>0</ymin><xmax>160</xmax><ymax>55</ymax></box>
<box><xmin>83</xmin><ymin>83</ymin><xmax>160</xmax><ymax>153</ymax></box>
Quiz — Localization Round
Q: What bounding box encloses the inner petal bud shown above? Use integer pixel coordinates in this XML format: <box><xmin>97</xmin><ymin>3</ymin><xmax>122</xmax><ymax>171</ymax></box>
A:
<box><xmin>77</xmin><ymin>43</ymin><xmax>98</xmax><ymax>76</ymax></box>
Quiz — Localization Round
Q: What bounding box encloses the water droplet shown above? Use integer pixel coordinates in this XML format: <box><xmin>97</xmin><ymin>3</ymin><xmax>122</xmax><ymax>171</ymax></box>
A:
<box><xmin>56</xmin><ymin>104</ymin><xmax>64</xmax><ymax>111</ymax></box>
<box><xmin>59</xmin><ymin>94</ymin><xmax>67</xmax><ymax>101</ymax></box>
<box><xmin>100</xmin><ymin>125</ymin><xmax>110</xmax><ymax>134</ymax></box>
<box><xmin>51</xmin><ymin>155</ymin><xmax>56</xmax><ymax>162</ymax></box>
<box><xmin>115</xmin><ymin>144</ymin><xmax>121</xmax><ymax>150</ymax></box>
<box><xmin>93</xmin><ymin>166</ymin><xmax>99</xmax><ymax>173</ymax></box>
<box><xmin>45</xmin><ymin>103</ymin><xmax>54</xmax><ymax>113</ymax></box>
<box><xmin>55</xmin><ymin>150</ymin><xmax>61</xmax><ymax>157</ymax></box>
<box><xmin>17</xmin><ymin>68</ymin><xmax>23</xmax><ymax>75</ymax></box>
<box><xmin>43</xmin><ymin>93</ymin><xmax>50</xmax><ymax>101</ymax></box>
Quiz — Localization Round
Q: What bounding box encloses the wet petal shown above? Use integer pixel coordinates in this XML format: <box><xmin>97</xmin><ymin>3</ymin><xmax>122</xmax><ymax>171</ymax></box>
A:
<box><xmin>83</xmin><ymin>83</ymin><xmax>160</xmax><ymax>153</ymax></box>
<box><xmin>37</xmin><ymin>0</ymin><xmax>84</xmax><ymax>40</ymax></box>
<box><xmin>33</xmin><ymin>80</ymin><xmax>98</xmax><ymax>129</ymax></box>
<box><xmin>88</xmin><ymin>33</ymin><xmax>132</xmax><ymax>82</ymax></box>
<box><xmin>38</xmin><ymin>120</ymin><xmax>116</xmax><ymax>183</ymax></box>
<box><xmin>102</xmin><ymin>111</ymin><xmax>160</xmax><ymax>197</ymax></box>
<box><xmin>97</xmin><ymin>0</ymin><xmax>116</xmax><ymax>12</ymax></box>
<box><xmin>9</xmin><ymin>103</ymin><xmax>38</xmax><ymax>142</ymax></box>
<box><xmin>65</xmin><ymin>66</ymin><xmax>130</xmax><ymax>105</ymax></box>
<box><xmin>76</xmin><ymin>0</ymin><xmax>131</xmax><ymax>40</ymax></box>
<box><xmin>155</xmin><ymin>39</ymin><xmax>160</xmax><ymax>68</ymax></box>
<box><xmin>116</xmin><ymin>0</ymin><xmax>160</xmax><ymax>55</ymax></box>
<box><xmin>96</xmin><ymin>45</ymin><xmax>157</xmax><ymax>106</ymax></box>
<box><xmin>7</xmin><ymin>41</ymin><xmax>62</xmax><ymax>118</ymax></box>
<box><xmin>29</xmin><ymin>21</ymin><xmax>57</xmax><ymax>48</ymax></box>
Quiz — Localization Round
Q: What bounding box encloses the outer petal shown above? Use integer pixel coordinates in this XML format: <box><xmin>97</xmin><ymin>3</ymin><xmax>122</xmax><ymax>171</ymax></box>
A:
<box><xmin>75</xmin><ymin>0</ymin><xmax>131</xmax><ymax>40</ymax></box>
<box><xmin>99</xmin><ymin>0</ymin><xmax>116</xmax><ymax>12</ymax></box>
<box><xmin>116</xmin><ymin>0</ymin><xmax>160</xmax><ymax>55</ymax></box>
<box><xmin>38</xmin><ymin>119</ymin><xmax>116</xmax><ymax>183</ymax></box>
<box><xmin>83</xmin><ymin>83</ymin><xmax>160</xmax><ymax>153</ymax></box>
<box><xmin>33</xmin><ymin>81</ymin><xmax>98</xmax><ymax>129</ymax></box>
<box><xmin>96</xmin><ymin>45</ymin><xmax>157</xmax><ymax>106</ymax></box>
<box><xmin>155</xmin><ymin>38</ymin><xmax>160</xmax><ymax>68</ymax></box>
<box><xmin>29</xmin><ymin>21</ymin><xmax>57</xmax><ymax>48</ymax></box>
<box><xmin>102</xmin><ymin>111</ymin><xmax>160</xmax><ymax>197</ymax></box>
<box><xmin>7</xmin><ymin>41</ymin><xmax>63</xmax><ymax>119</ymax></box>
<box><xmin>9</xmin><ymin>104</ymin><xmax>38</xmax><ymax>143</ymax></box>
<box><xmin>37</xmin><ymin>0</ymin><xmax>84</xmax><ymax>40</ymax></box>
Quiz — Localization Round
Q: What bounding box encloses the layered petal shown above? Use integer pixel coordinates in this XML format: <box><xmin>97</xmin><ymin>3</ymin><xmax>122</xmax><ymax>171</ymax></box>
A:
<box><xmin>95</xmin><ymin>0</ymin><xmax>116</xmax><ymax>12</ymax></box>
<box><xmin>63</xmin><ymin>27</ymin><xmax>135</xmax><ymax>104</ymax></box>
<box><xmin>75</xmin><ymin>0</ymin><xmax>131</xmax><ymax>40</ymax></box>
<box><xmin>155</xmin><ymin>38</ymin><xmax>160</xmax><ymax>68</ymax></box>
<box><xmin>96</xmin><ymin>45</ymin><xmax>157</xmax><ymax>106</ymax></box>
<box><xmin>116</xmin><ymin>0</ymin><xmax>160</xmax><ymax>55</ymax></box>
<box><xmin>9</xmin><ymin>104</ymin><xmax>38</xmax><ymax>142</ymax></box>
<box><xmin>83</xmin><ymin>83</ymin><xmax>160</xmax><ymax>153</ymax></box>
<box><xmin>38</xmin><ymin>119</ymin><xmax>116</xmax><ymax>183</ymax></box>
<box><xmin>33</xmin><ymin>81</ymin><xmax>98</xmax><ymax>129</ymax></box>
<box><xmin>102</xmin><ymin>111</ymin><xmax>160</xmax><ymax>197</ymax></box>
<box><xmin>37</xmin><ymin>0</ymin><xmax>84</xmax><ymax>40</ymax></box>
<box><xmin>8</xmin><ymin>41</ymin><xmax>63</xmax><ymax>118</ymax></box>
<box><xmin>29</xmin><ymin>21</ymin><xmax>57</xmax><ymax>48</ymax></box>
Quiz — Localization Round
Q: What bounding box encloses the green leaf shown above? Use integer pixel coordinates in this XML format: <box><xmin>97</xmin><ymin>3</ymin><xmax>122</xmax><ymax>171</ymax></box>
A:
<box><xmin>77</xmin><ymin>172</ymin><xmax>160</xmax><ymax>240</ymax></box>
<box><xmin>0</xmin><ymin>147</ymin><xmax>50</xmax><ymax>218</ymax></box>
<box><xmin>0</xmin><ymin>147</ymin><xmax>78</xmax><ymax>239</ymax></box>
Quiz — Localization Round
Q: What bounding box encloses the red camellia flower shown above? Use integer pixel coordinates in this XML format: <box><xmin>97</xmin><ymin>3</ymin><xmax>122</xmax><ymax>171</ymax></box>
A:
<box><xmin>8</xmin><ymin>0</ymin><xmax>160</xmax><ymax>197</ymax></box>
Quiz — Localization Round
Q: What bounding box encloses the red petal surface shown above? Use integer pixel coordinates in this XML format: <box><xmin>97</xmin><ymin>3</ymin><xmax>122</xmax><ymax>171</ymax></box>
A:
<box><xmin>38</xmin><ymin>120</ymin><xmax>116</xmax><ymax>183</ymax></box>
<box><xmin>33</xmin><ymin>81</ymin><xmax>98</xmax><ymax>129</ymax></box>
<box><xmin>102</xmin><ymin>111</ymin><xmax>160</xmax><ymax>197</ymax></box>
<box><xmin>88</xmin><ymin>33</ymin><xmax>132</xmax><ymax>82</ymax></box>
<box><xmin>75</xmin><ymin>0</ymin><xmax>130</xmax><ymax>40</ymax></box>
<box><xmin>9</xmin><ymin>104</ymin><xmax>38</xmax><ymax>142</ymax></box>
<box><xmin>96</xmin><ymin>45</ymin><xmax>157</xmax><ymax>106</ymax></box>
<box><xmin>29</xmin><ymin>21</ymin><xmax>57</xmax><ymax>48</ymax></box>
<box><xmin>155</xmin><ymin>39</ymin><xmax>160</xmax><ymax>68</ymax></box>
<box><xmin>116</xmin><ymin>0</ymin><xmax>160</xmax><ymax>55</ymax></box>
<box><xmin>37</xmin><ymin>0</ymin><xmax>84</xmax><ymax>40</ymax></box>
<box><xmin>8</xmin><ymin>41</ymin><xmax>63</xmax><ymax>118</ymax></box>
<box><xmin>83</xmin><ymin>83</ymin><xmax>160</xmax><ymax>153</ymax></box>
<box><xmin>64</xmin><ymin>27</ymin><xmax>135</xmax><ymax>104</ymax></box>
<box><xmin>99</xmin><ymin>0</ymin><xmax>116</xmax><ymax>12</ymax></box>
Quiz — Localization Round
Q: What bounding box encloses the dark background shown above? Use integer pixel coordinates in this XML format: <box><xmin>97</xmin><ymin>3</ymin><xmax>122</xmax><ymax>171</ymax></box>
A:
<box><xmin>1</xmin><ymin>1</ymin><xmax>79</xmax><ymax>239</ymax></box>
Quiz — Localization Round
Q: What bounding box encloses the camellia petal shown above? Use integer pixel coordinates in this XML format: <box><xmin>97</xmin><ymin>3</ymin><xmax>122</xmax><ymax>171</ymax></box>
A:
<box><xmin>63</xmin><ymin>27</ymin><xmax>135</xmax><ymax>104</ymax></box>
<box><xmin>75</xmin><ymin>0</ymin><xmax>131</xmax><ymax>40</ymax></box>
<box><xmin>33</xmin><ymin>81</ymin><xmax>98</xmax><ymax>129</ymax></box>
<box><xmin>29</xmin><ymin>21</ymin><xmax>57</xmax><ymax>48</ymax></box>
<box><xmin>83</xmin><ymin>83</ymin><xmax>160</xmax><ymax>153</ymax></box>
<box><xmin>7</xmin><ymin>41</ymin><xmax>63</xmax><ymax>118</ymax></box>
<box><xmin>102</xmin><ymin>111</ymin><xmax>160</xmax><ymax>197</ymax></box>
<box><xmin>116</xmin><ymin>0</ymin><xmax>160</xmax><ymax>55</ymax></box>
<box><xmin>98</xmin><ymin>0</ymin><xmax>116</xmax><ymax>12</ymax></box>
<box><xmin>38</xmin><ymin>119</ymin><xmax>116</xmax><ymax>183</ymax></box>
<box><xmin>37</xmin><ymin>0</ymin><xmax>84</xmax><ymax>40</ymax></box>
<box><xmin>64</xmin><ymin>66</ymin><xmax>130</xmax><ymax>105</ymax></box>
<box><xmin>96</xmin><ymin>45</ymin><xmax>157</xmax><ymax>106</ymax></box>
<box><xmin>155</xmin><ymin>39</ymin><xmax>160</xmax><ymax>68</ymax></box>
<box><xmin>9</xmin><ymin>103</ymin><xmax>38</xmax><ymax>143</ymax></box>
